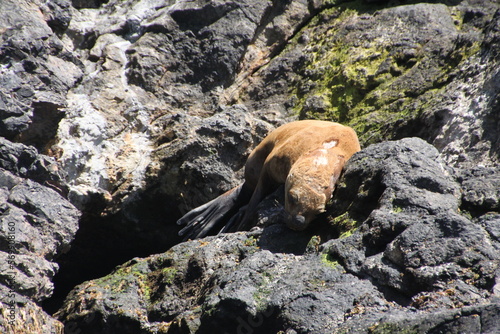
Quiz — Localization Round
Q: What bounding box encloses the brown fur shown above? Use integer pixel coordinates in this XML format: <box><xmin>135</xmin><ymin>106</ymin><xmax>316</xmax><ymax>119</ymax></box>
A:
<box><xmin>241</xmin><ymin>120</ymin><xmax>360</xmax><ymax>231</ymax></box>
<box><xmin>177</xmin><ymin>120</ymin><xmax>360</xmax><ymax>239</ymax></box>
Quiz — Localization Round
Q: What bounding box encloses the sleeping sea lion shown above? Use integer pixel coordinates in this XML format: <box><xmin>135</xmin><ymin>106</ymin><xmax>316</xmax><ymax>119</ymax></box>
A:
<box><xmin>177</xmin><ymin>120</ymin><xmax>360</xmax><ymax>240</ymax></box>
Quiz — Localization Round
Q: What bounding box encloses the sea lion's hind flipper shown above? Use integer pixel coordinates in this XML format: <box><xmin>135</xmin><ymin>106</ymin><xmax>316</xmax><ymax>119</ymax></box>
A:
<box><xmin>176</xmin><ymin>196</ymin><xmax>220</xmax><ymax>228</ymax></box>
<box><xmin>177</xmin><ymin>183</ymin><xmax>251</xmax><ymax>240</ymax></box>
<box><xmin>179</xmin><ymin>202</ymin><xmax>228</xmax><ymax>239</ymax></box>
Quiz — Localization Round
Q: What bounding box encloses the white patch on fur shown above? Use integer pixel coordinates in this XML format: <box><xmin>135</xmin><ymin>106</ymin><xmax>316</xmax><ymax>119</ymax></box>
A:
<box><xmin>314</xmin><ymin>156</ymin><xmax>329</xmax><ymax>166</ymax></box>
<box><xmin>323</xmin><ymin>140</ymin><xmax>338</xmax><ymax>149</ymax></box>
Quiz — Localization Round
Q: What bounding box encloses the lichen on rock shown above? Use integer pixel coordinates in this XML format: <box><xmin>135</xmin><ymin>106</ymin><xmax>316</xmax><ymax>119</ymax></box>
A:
<box><xmin>292</xmin><ymin>3</ymin><xmax>487</xmax><ymax>150</ymax></box>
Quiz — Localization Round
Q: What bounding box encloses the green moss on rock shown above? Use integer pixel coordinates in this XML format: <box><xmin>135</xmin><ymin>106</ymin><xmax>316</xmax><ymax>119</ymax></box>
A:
<box><xmin>320</xmin><ymin>252</ymin><xmax>340</xmax><ymax>269</ymax></box>
<box><xmin>160</xmin><ymin>267</ymin><xmax>178</xmax><ymax>285</ymax></box>
<box><xmin>328</xmin><ymin>212</ymin><xmax>360</xmax><ymax>238</ymax></box>
<box><xmin>291</xmin><ymin>3</ymin><xmax>482</xmax><ymax>146</ymax></box>
<box><xmin>93</xmin><ymin>259</ymin><xmax>153</xmax><ymax>302</ymax></box>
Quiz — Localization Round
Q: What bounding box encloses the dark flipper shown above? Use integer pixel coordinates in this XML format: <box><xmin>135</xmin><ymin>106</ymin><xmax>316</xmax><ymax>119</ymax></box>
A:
<box><xmin>221</xmin><ymin>176</ymin><xmax>271</xmax><ymax>233</ymax></box>
<box><xmin>177</xmin><ymin>183</ymin><xmax>252</xmax><ymax>240</ymax></box>
<box><xmin>219</xmin><ymin>205</ymin><xmax>248</xmax><ymax>234</ymax></box>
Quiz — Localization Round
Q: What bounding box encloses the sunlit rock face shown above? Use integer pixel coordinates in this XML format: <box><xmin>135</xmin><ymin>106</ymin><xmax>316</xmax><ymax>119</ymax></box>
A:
<box><xmin>0</xmin><ymin>0</ymin><xmax>499</xmax><ymax>333</ymax></box>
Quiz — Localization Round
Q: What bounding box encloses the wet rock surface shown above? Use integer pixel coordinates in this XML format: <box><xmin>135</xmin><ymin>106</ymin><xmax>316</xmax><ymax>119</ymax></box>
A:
<box><xmin>0</xmin><ymin>0</ymin><xmax>499</xmax><ymax>333</ymax></box>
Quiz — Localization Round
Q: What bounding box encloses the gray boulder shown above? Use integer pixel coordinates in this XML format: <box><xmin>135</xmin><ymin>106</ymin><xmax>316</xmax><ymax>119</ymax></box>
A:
<box><xmin>54</xmin><ymin>139</ymin><xmax>500</xmax><ymax>333</ymax></box>
<box><xmin>0</xmin><ymin>0</ymin><xmax>83</xmax><ymax>147</ymax></box>
<box><xmin>0</xmin><ymin>142</ymin><xmax>79</xmax><ymax>332</ymax></box>
<box><xmin>0</xmin><ymin>139</ymin><xmax>80</xmax><ymax>301</ymax></box>
<box><xmin>326</xmin><ymin>139</ymin><xmax>498</xmax><ymax>296</ymax></box>
<box><xmin>0</xmin><ymin>285</ymin><xmax>64</xmax><ymax>334</ymax></box>
<box><xmin>456</xmin><ymin>166</ymin><xmax>500</xmax><ymax>216</ymax></box>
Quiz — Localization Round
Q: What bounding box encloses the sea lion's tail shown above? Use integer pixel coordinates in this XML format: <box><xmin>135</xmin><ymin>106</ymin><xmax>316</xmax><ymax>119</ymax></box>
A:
<box><xmin>177</xmin><ymin>183</ymin><xmax>252</xmax><ymax>240</ymax></box>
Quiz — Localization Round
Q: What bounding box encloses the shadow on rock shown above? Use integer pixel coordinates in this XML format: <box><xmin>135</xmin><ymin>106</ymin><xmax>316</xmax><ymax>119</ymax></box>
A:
<box><xmin>53</xmin><ymin>138</ymin><xmax>500</xmax><ymax>334</ymax></box>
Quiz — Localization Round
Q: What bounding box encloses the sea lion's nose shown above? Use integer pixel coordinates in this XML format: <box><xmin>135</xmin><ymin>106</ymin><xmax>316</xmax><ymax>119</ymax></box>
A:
<box><xmin>286</xmin><ymin>214</ymin><xmax>307</xmax><ymax>231</ymax></box>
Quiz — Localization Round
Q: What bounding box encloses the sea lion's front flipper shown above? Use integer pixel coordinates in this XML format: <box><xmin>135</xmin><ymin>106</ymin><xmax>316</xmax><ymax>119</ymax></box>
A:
<box><xmin>177</xmin><ymin>183</ymin><xmax>252</xmax><ymax>240</ymax></box>
<box><xmin>219</xmin><ymin>205</ymin><xmax>247</xmax><ymax>234</ymax></box>
<box><xmin>227</xmin><ymin>175</ymin><xmax>274</xmax><ymax>233</ymax></box>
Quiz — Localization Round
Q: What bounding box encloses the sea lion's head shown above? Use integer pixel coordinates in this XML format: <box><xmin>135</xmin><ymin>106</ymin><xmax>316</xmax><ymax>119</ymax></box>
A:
<box><xmin>284</xmin><ymin>182</ymin><xmax>327</xmax><ymax>230</ymax></box>
<box><xmin>284</xmin><ymin>149</ymin><xmax>345</xmax><ymax>231</ymax></box>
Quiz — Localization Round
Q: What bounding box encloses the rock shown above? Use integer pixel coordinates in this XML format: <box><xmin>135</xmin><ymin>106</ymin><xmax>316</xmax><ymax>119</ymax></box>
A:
<box><xmin>71</xmin><ymin>0</ymin><xmax>107</xmax><ymax>9</ymax></box>
<box><xmin>0</xmin><ymin>0</ymin><xmax>83</xmax><ymax>148</ymax></box>
<box><xmin>0</xmin><ymin>0</ymin><xmax>82</xmax><ymax>313</ymax></box>
<box><xmin>0</xmin><ymin>137</ymin><xmax>67</xmax><ymax>192</ymax></box>
<box><xmin>54</xmin><ymin>233</ymin><xmax>385</xmax><ymax>334</ymax></box>
<box><xmin>0</xmin><ymin>140</ymin><xmax>80</xmax><ymax>328</ymax></box>
<box><xmin>54</xmin><ymin>139</ymin><xmax>500</xmax><ymax>333</ymax></box>
<box><xmin>0</xmin><ymin>0</ymin><xmax>499</xmax><ymax>332</ymax></box>
<box><xmin>40</xmin><ymin>0</ymin><xmax>73</xmax><ymax>35</ymax></box>
<box><xmin>336</xmin><ymin>302</ymin><xmax>500</xmax><ymax>334</ymax></box>
<box><xmin>147</xmin><ymin>105</ymin><xmax>275</xmax><ymax>213</ymax></box>
<box><xmin>325</xmin><ymin>139</ymin><xmax>498</xmax><ymax>297</ymax></box>
<box><xmin>480</xmin><ymin>214</ymin><xmax>500</xmax><ymax>246</ymax></box>
<box><xmin>239</xmin><ymin>1</ymin><xmax>500</xmax><ymax>168</ymax></box>
<box><xmin>0</xmin><ymin>165</ymin><xmax>80</xmax><ymax>302</ymax></box>
<box><xmin>0</xmin><ymin>285</ymin><xmax>64</xmax><ymax>334</ymax></box>
<box><xmin>455</xmin><ymin>166</ymin><xmax>500</xmax><ymax>216</ymax></box>
<box><xmin>43</xmin><ymin>106</ymin><xmax>276</xmax><ymax>319</ymax></box>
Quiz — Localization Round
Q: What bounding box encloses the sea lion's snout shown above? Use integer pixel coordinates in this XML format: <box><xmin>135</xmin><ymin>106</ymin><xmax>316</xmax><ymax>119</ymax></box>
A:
<box><xmin>286</xmin><ymin>213</ymin><xmax>308</xmax><ymax>231</ymax></box>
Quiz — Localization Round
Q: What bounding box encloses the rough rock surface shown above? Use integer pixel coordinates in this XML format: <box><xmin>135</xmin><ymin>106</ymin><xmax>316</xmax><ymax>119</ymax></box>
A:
<box><xmin>0</xmin><ymin>0</ymin><xmax>82</xmax><ymax>147</ymax></box>
<box><xmin>0</xmin><ymin>285</ymin><xmax>64</xmax><ymax>334</ymax></box>
<box><xmin>147</xmin><ymin>105</ymin><xmax>276</xmax><ymax>212</ymax></box>
<box><xmin>0</xmin><ymin>139</ymin><xmax>79</xmax><ymax>333</ymax></box>
<box><xmin>0</xmin><ymin>0</ymin><xmax>499</xmax><ymax>333</ymax></box>
<box><xmin>239</xmin><ymin>1</ymin><xmax>500</xmax><ymax>168</ymax></box>
<box><xmin>55</xmin><ymin>139</ymin><xmax>500</xmax><ymax>333</ymax></box>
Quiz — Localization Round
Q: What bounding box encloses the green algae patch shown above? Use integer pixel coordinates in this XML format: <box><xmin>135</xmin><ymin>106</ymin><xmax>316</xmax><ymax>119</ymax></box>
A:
<box><xmin>160</xmin><ymin>267</ymin><xmax>178</xmax><ymax>285</ymax></box>
<box><xmin>321</xmin><ymin>252</ymin><xmax>340</xmax><ymax>269</ymax></box>
<box><xmin>306</xmin><ymin>235</ymin><xmax>322</xmax><ymax>253</ymax></box>
<box><xmin>328</xmin><ymin>212</ymin><xmax>360</xmax><ymax>239</ymax></box>
<box><xmin>250</xmin><ymin>270</ymin><xmax>278</xmax><ymax>314</ymax></box>
<box><xmin>94</xmin><ymin>261</ymin><xmax>147</xmax><ymax>290</ymax></box>
<box><xmin>392</xmin><ymin>205</ymin><xmax>403</xmax><ymax>214</ymax></box>
<box><xmin>93</xmin><ymin>259</ymin><xmax>153</xmax><ymax>302</ymax></box>
<box><xmin>290</xmin><ymin>3</ymin><xmax>483</xmax><ymax>147</ymax></box>
<box><xmin>244</xmin><ymin>235</ymin><xmax>258</xmax><ymax>247</ymax></box>
<box><xmin>292</xmin><ymin>7</ymin><xmax>412</xmax><ymax>146</ymax></box>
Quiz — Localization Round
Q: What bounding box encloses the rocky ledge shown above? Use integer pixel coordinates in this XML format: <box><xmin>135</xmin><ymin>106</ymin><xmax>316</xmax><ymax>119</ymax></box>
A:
<box><xmin>55</xmin><ymin>138</ymin><xmax>500</xmax><ymax>333</ymax></box>
<box><xmin>1</xmin><ymin>0</ymin><xmax>499</xmax><ymax>333</ymax></box>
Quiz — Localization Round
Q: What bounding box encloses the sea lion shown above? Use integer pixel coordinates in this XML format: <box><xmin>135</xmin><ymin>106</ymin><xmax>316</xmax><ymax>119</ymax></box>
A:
<box><xmin>177</xmin><ymin>120</ymin><xmax>360</xmax><ymax>240</ymax></box>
